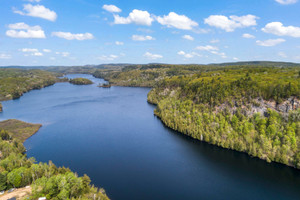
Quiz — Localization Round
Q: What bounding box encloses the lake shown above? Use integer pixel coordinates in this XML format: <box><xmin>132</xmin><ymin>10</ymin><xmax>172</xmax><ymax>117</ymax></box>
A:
<box><xmin>1</xmin><ymin>74</ymin><xmax>300</xmax><ymax>200</ymax></box>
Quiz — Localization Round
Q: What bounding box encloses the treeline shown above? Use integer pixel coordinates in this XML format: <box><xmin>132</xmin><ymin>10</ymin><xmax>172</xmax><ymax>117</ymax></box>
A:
<box><xmin>148</xmin><ymin>67</ymin><xmax>300</xmax><ymax>169</ymax></box>
<box><xmin>0</xmin><ymin>68</ymin><xmax>61</xmax><ymax>101</ymax></box>
<box><xmin>0</xmin><ymin>129</ymin><xmax>109</xmax><ymax>200</ymax></box>
<box><xmin>151</xmin><ymin>68</ymin><xmax>300</xmax><ymax>106</ymax></box>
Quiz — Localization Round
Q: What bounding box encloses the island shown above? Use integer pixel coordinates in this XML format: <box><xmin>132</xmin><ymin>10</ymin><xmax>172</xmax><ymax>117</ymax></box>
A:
<box><xmin>69</xmin><ymin>78</ymin><xmax>93</xmax><ymax>85</ymax></box>
<box><xmin>98</xmin><ymin>83</ymin><xmax>111</xmax><ymax>88</ymax></box>
<box><xmin>0</xmin><ymin>103</ymin><xmax>2</xmax><ymax>112</ymax></box>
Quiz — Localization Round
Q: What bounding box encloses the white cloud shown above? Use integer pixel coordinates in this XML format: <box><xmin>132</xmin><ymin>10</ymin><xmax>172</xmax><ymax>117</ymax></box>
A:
<box><xmin>278</xmin><ymin>52</ymin><xmax>288</xmax><ymax>58</ymax></box>
<box><xmin>43</xmin><ymin>49</ymin><xmax>51</xmax><ymax>53</ymax></box>
<box><xmin>204</xmin><ymin>14</ymin><xmax>258</xmax><ymax>32</ymax></box>
<box><xmin>32</xmin><ymin>52</ymin><xmax>43</xmax><ymax>56</ymax></box>
<box><xmin>132</xmin><ymin>35</ymin><xmax>155</xmax><ymax>41</ymax></box>
<box><xmin>233</xmin><ymin>57</ymin><xmax>239</xmax><ymax>61</ymax></box>
<box><xmin>195</xmin><ymin>45</ymin><xmax>226</xmax><ymax>58</ymax></box>
<box><xmin>102</xmin><ymin>5</ymin><xmax>121</xmax><ymax>13</ymax></box>
<box><xmin>6</xmin><ymin>22</ymin><xmax>46</xmax><ymax>38</ymax></box>
<box><xmin>19</xmin><ymin>48</ymin><xmax>38</xmax><ymax>52</ymax></box>
<box><xmin>19</xmin><ymin>48</ymin><xmax>43</xmax><ymax>56</ymax></box>
<box><xmin>262</xmin><ymin>22</ymin><xmax>300</xmax><ymax>38</ymax></box>
<box><xmin>256</xmin><ymin>38</ymin><xmax>285</xmax><ymax>46</ymax></box>
<box><xmin>211</xmin><ymin>51</ymin><xmax>227</xmax><ymax>58</ymax></box>
<box><xmin>97</xmin><ymin>54</ymin><xmax>118</xmax><ymax>61</ymax></box>
<box><xmin>196</xmin><ymin>45</ymin><xmax>219</xmax><ymax>51</ymax></box>
<box><xmin>56</xmin><ymin>52</ymin><xmax>70</xmax><ymax>57</ymax></box>
<box><xmin>114</xmin><ymin>9</ymin><xmax>153</xmax><ymax>26</ymax></box>
<box><xmin>182</xmin><ymin>35</ymin><xmax>194</xmax><ymax>41</ymax></box>
<box><xmin>275</xmin><ymin>0</ymin><xmax>298</xmax><ymax>4</ymax></box>
<box><xmin>0</xmin><ymin>54</ymin><xmax>12</xmax><ymax>59</ymax></box>
<box><xmin>115</xmin><ymin>41</ymin><xmax>124</xmax><ymax>45</ymax></box>
<box><xmin>143</xmin><ymin>52</ymin><xmax>163</xmax><ymax>60</ymax></box>
<box><xmin>243</xmin><ymin>33</ymin><xmax>255</xmax><ymax>38</ymax></box>
<box><xmin>156</xmin><ymin>12</ymin><xmax>198</xmax><ymax>30</ymax></box>
<box><xmin>177</xmin><ymin>51</ymin><xmax>201</xmax><ymax>59</ymax></box>
<box><xmin>52</xmin><ymin>32</ymin><xmax>94</xmax><ymax>40</ymax></box>
<box><xmin>14</xmin><ymin>4</ymin><xmax>57</xmax><ymax>22</ymax></box>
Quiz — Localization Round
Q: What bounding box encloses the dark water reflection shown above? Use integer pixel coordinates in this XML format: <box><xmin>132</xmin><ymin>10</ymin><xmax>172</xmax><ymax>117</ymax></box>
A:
<box><xmin>0</xmin><ymin>74</ymin><xmax>299</xmax><ymax>200</ymax></box>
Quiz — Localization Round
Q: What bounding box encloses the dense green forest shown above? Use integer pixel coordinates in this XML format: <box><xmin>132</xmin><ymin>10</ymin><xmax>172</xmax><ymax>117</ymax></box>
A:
<box><xmin>0</xmin><ymin>121</ymin><xmax>109</xmax><ymax>200</ymax></box>
<box><xmin>0</xmin><ymin>68</ymin><xmax>62</xmax><ymax>101</ymax></box>
<box><xmin>69</xmin><ymin>78</ymin><xmax>93</xmax><ymax>85</ymax></box>
<box><xmin>147</xmin><ymin>67</ymin><xmax>300</xmax><ymax>168</ymax></box>
<box><xmin>93</xmin><ymin>64</ymin><xmax>300</xmax><ymax>169</ymax></box>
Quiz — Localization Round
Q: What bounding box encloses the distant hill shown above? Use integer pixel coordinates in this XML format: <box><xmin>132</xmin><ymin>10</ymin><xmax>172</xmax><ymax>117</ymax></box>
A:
<box><xmin>209</xmin><ymin>61</ymin><xmax>300</xmax><ymax>67</ymax></box>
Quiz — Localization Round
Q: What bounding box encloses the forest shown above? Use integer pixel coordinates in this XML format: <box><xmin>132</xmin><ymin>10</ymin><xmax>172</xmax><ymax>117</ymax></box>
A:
<box><xmin>0</xmin><ymin>121</ymin><xmax>109</xmax><ymax>200</ymax></box>
<box><xmin>147</xmin><ymin>67</ymin><xmax>300</xmax><ymax>168</ymax></box>
<box><xmin>0</xmin><ymin>68</ymin><xmax>62</xmax><ymax>101</ymax></box>
<box><xmin>69</xmin><ymin>78</ymin><xmax>93</xmax><ymax>85</ymax></box>
<box><xmin>94</xmin><ymin>63</ymin><xmax>300</xmax><ymax>168</ymax></box>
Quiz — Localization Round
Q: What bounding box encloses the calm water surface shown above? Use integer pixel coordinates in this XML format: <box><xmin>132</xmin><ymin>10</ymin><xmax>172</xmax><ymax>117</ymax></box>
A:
<box><xmin>1</xmin><ymin>74</ymin><xmax>300</xmax><ymax>200</ymax></box>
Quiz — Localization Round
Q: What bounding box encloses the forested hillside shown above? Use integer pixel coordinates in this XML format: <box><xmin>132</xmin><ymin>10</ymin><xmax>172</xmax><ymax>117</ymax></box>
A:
<box><xmin>94</xmin><ymin>64</ymin><xmax>300</xmax><ymax>169</ymax></box>
<box><xmin>0</xmin><ymin>68</ymin><xmax>61</xmax><ymax>101</ymax></box>
<box><xmin>147</xmin><ymin>67</ymin><xmax>300</xmax><ymax>168</ymax></box>
<box><xmin>0</xmin><ymin>121</ymin><xmax>109</xmax><ymax>200</ymax></box>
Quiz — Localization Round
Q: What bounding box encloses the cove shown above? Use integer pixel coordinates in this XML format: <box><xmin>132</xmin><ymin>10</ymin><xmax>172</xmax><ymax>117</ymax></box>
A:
<box><xmin>1</xmin><ymin>74</ymin><xmax>300</xmax><ymax>200</ymax></box>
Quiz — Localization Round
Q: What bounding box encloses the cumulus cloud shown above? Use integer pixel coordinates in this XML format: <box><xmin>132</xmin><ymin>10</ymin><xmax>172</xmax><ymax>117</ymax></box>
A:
<box><xmin>182</xmin><ymin>35</ymin><xmax>194</xmax><ymax>41</ymax></box>
<box><xmin>19</xmin><ymin>48</ymin><xmax>38</xmax><ymax>52</ymax></box>
<box><xmin>43</xmin><ymin>49</ymin><xmax>51</xmax><ymax>53</ymax></box>
<box><xmin>0</xmin><ymin>54</ymin><xmax>12</xmax><ymax>59</ymax></box>
<box><xmin>132</xmin><ymin>35</ymin><xmax>155</xmax><ymax>41</ymax></box>
<box><xmin>14</xmin><ymin>4</ymin><xmax>57</xmax><ymax>21</ymax></box>
<box><xmin>114</xmin><ymin>9</ymin><xmax>154</xmax><ymax>26</ymax></box>
<box><xmin>143</xmin><ymin>52</ymin><xmax>163</xmax><ymax>60</ymax></box>
<box><xmin>210</xmin><ymin>51</ymin><xmax>227</xmax><ymax>58</ymax></box>
<box><xmin>243</xmin><ymin>33</ymin><xmax>255</xmax><ymax>38</ymax></box>
<box><xmin>19</xmin><ymin>48</ymin><xmax>43</xmax><ymax>56</ymax></box>
<box><xmin>52</xmin><ymin>32</ymin><xmax>94</xmax><ymax>40</ymax></box>
<box><xmin>115</xmin><ymin>41</ymin><xmax>124</xmax><ymax>45</ymax></box>
<box><xmin>256</xmin><ymin>38</ymin><xmax>285</xmax><ymax>46</ymax></box>
<box><xmin>6</xmin><ymin>22</ymin><xmax>46</xmax><ymax>38</ymax></box>
<box><xmin>262</xmin><ymin>22</ymin><xmax>300</xmax><ymax>38</ymax></box>
<box><xmin>56</xmin><ymin>52</ymin><xmax>70</xmax><ymax>57</ymax></box>
<box><xmin>196</xmin><ymin>45</ymin><xmax>226</xmax><ymax>58</ymax></box>
<box><xmin>177</xmin><ymin>51</ymin><xmax>201</xmax><ymax>59</ymax></box>
<box><xmin>204</xmin><ymin>14</ymin><xmax>258</xmax><ymax>32</ymax></box>
<box><xmin>102</xmin><ymin>5</ymin><xmax>121</xmax><ymax>13</ymax></box>
<box><xmin>97</xmin><ymin>54</ymin><xmax>118</xmax><ymax>61</ymax></box>
<box><xmin>196</xmin><ymin>45</ymin><xmax>219</xmax><ymax>51</ymax></box>
<box><xmin>156</xmin><ymin>12</ymin><xmax>198</xmax><ymax>30</ymax></box>
<box><xmin>275</xmin><ymin>0</ymin><xmax>298</xmax><ymax>4</ymax></box>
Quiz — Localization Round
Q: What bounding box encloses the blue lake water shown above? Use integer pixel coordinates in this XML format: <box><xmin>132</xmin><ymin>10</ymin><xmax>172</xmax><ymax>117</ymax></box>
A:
<box><xmin>1</xmin><ymin>74</ymin><xmax>300</xmax><ymax>200</ymax></box>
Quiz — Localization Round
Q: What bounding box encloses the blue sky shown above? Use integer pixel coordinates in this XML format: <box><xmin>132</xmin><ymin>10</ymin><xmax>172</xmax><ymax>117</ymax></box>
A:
<box><xmin>0</xmin><ymin>0</ymin><xmax>300</xmax><ymax>66</ymax></box>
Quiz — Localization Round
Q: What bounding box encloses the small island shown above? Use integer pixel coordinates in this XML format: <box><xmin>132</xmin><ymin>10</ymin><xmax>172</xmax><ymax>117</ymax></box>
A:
<box><xmin>0</xmin><ymin>103</ymin><xmax>2</xmax><ymax>112</ymax></box>
<box><xmin>69</xmin><ymin>78</ymin><xmax>93</xmax><ymax>85</ymax></box>
<box><xmin>98</xmin><ymin>83</ymin><xmax>111</xmax><ymax>88</ymax></box>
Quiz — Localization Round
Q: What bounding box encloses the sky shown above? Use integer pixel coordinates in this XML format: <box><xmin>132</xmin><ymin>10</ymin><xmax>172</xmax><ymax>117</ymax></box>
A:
<box><xmin>0</xmin><ymin>0</ymin><xmax>300</xmax><ymax>66</ymax></box>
